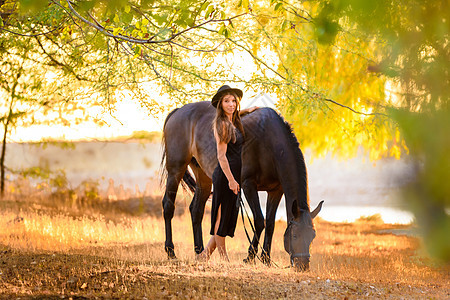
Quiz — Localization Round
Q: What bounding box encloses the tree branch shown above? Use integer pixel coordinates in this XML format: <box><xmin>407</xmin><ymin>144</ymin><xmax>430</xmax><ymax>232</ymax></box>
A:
<box><xmin>63</xmin><ymin>0</ymin><xmax>247</xmax><ymax>45</ymax></box>
<box><xmin>0</xmin><ymin>25</ymin><xmax>62</xmax><ymax>37</ymax></box>
<box><xmin>34</xmin><ymin>34</ymin><xmax>92</xmax><ymax>82</ymax></box>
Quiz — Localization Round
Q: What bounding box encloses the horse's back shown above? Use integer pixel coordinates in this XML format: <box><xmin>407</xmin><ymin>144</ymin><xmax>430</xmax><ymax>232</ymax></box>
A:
<box><xmin>163</xmin><ymin>101</ymin><xmax>216</xmax><ymax>174</ymax></box>
<box><xmin>164</xmin><ymin>102</ymin><xmax>212</xmax><ymax>129</ymax></box>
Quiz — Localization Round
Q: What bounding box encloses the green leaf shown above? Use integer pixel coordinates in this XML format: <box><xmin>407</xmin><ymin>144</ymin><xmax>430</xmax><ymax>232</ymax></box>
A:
<box><xmin>134</xmin><ymin>45</ymin><xmax>141</xmax><ymax>55</ymax></box>
<box><xmin>200</xmin><ymin>1</ymin><xmax>209</xmax><ymax>13</ymax></box>
<box><xmin>218</xmin><ymin>24</ymin><xmax>226</xmax><ymax>35</ymax></box>
<box><xmin>19</xmin><ymin>0</ymin><xmax>48</xmax><ymax>13</ymax></box>
<box><xmin>281</xmin><ymin>19</ymin><xmax>289</xmax><ymax>31</ymax></box>
<box><xmin>77</xmin><ymin>0</ymin><xmax>95</xmax><ymax>11</ymax></box>
<box><xmin>122</xmin><ymin>11</ymin><xmax>133</xmax><ymax>24</ymax></box>
<box><xmin>274</xmin><ymin>3</ymin><xmax>283</xmax><ymax>11</ymax></box>
<box><xmin>156</xmin><ymin>28</ymin><xmax>170</xmax><ymax>39</ymax></box>
<box><xmin>205</xmin><ymin>5</ymin><xmax>214</xmax><ymax>19</ymax></box>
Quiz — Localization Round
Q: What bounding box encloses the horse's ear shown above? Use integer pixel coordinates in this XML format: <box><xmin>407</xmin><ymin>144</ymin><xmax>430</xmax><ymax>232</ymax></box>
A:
<box><xmin>311</xmin><ymin>200</ymin><xmax>324</xmax><ymax>219</ymax></box>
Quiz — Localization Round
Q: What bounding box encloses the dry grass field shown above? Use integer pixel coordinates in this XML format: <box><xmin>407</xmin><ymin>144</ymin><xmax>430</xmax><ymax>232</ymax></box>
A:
<box><xmin>0</xmin><ymin>196</ymin><xmax>448</xmax><ymax>299</ymax></box>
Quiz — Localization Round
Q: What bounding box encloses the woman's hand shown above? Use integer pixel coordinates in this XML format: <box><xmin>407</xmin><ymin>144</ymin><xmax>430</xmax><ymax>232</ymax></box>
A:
<box><xmin>228</xmin><ymin>179</ymin><xmax>240</xmax><ymax>195</ymax></box>
<box><xmin>248</xmin><ymin>106</ymin><xmax>259</xmax><ymax>113</ymax></box>
<box><xmin>239</xmin><ymin>106</ymin><xmax>259</xmax><ymax>116</ymax></box>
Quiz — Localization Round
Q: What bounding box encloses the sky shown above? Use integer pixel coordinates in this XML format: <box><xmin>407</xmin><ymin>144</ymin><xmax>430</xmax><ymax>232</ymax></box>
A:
<box><xmin>9</xmin><ymin>89</ymin><xmax>279</xmax><ymax>143</ymax></box>
<box><xmin>10</xmin><ymin>96</ymin><xmax>163</xmax><ymax>142</ymax></box>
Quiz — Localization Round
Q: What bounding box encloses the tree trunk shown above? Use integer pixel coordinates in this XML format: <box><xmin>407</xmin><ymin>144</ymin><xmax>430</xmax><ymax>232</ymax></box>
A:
<box><xmin>0</xmin><ymin>120</ymin><xmax>8</xmax><ymax>198</ymax></box>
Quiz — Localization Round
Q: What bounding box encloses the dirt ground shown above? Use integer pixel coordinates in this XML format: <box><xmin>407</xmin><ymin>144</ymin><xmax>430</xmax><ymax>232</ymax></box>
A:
<box><xmin>0</xmin><ymin>208</ymin><xmax>448</xmax><ymax>299</ymax></box>
<box><xmin>0</xmin><ymin>196</ymin><xmax>448</xmax><ymax>299</ymax></box>
<box><xmin>0</xmin><ymin>249</ymin><xmax>445</xmax><ymax>300</ymax></box>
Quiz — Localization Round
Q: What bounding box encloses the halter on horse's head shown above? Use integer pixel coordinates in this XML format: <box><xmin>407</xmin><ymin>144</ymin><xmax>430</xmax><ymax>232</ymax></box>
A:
<box><xmin>284</xmin><ymin>201</ymin><xmax>323</xmax><ymax>271</ymax></box>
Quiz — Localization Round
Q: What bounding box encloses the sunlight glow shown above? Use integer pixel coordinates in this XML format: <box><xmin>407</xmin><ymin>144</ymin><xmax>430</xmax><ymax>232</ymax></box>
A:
<box><xmin>10</xmin><ymin>93</ymin><xmax>163</xmax><ymax>142</ymax></box>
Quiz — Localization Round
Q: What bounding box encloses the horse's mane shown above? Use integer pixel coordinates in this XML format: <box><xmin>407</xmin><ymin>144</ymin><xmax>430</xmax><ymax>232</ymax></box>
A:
<box><xmin>271</xmin><ymin>110</ymin><xmax>310</xmax><ymax>211</ymax></box>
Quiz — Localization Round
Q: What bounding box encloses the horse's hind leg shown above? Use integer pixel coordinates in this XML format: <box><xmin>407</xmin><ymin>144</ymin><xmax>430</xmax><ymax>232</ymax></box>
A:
<box><xmin>261</xmin><ymin>187</ymin><xmax>283</xmax><ymax>266</ymax></box>
<box><xmin>163</xmin><ymin>166</ymin><xmax>187</xmax><ymax>259</ymax></box>
<box><xmin>188</xmin><ymin>163</ymin><xmax>212</xmax><ymax>254</ymax></box>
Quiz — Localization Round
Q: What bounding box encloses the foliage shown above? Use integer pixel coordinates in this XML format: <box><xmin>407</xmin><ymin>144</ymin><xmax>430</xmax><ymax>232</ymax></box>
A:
<box><xmin>1</xmin><ymin>0</ymin><xmax>448</xmax><ymax>261</ymax></box>
<box><xmin>0</xmin><ymin>16</ymin><xmax>103</xmax><ymax>196</ymax></box>
<box><xmin>3</xmin><ymin>0</ymin><xmax>396</xmax><ymax>158</ymax></box>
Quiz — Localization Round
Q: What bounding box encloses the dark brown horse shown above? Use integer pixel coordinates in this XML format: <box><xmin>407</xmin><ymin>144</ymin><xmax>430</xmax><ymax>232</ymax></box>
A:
<box><xmin>161</xmin><ymin>101</ymin><xmax>323</xmax><ymax>270</ymax></box>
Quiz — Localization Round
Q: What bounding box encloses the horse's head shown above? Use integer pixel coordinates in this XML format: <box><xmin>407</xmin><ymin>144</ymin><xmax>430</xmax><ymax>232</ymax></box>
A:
<box><xmin>284</xmin><ymin>200</ymin><xmax>323</xmax><ymax>271</ymax></box>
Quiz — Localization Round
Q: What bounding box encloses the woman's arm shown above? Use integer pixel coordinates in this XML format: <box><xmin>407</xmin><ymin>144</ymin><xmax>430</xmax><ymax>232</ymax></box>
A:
<box><xmin>215</xmin><ymin>133</ymin><xmax>240</xmax><ymax>194</ymax></box>
<box><xmin>239</xmin><ymin>106</ymin><xmax>259</xmax><ymax>117</ymax></box>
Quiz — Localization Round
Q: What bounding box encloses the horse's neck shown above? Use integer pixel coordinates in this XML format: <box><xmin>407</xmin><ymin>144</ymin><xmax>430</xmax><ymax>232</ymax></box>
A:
<box><xmin>276</xmin><ymin>148</ymin><xmax>310</xmax><ymax>213</ymax></box>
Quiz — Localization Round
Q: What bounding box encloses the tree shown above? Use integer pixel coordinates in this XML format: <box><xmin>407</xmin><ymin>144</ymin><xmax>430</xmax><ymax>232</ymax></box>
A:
<box><xmin>0</xmin><ymin>1</ymin><xmax>126</xmax><ymax>197</ymax></box>
<box><xmin>4</xmin><ymin>1</ymin><xmax>448</xmax><ymax>260</ymax></box>
<box><xmin>266</xmin><ymin>0</ymin><xmax>449</xmax><ymax>261</ymax></box>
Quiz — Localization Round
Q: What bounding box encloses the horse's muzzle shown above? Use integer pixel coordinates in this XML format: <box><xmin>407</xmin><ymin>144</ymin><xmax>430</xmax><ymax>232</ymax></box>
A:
<box><xmin>291</xmin><ymin>256</ymin><xmax>310</xmax><ymax>272</ymax></box>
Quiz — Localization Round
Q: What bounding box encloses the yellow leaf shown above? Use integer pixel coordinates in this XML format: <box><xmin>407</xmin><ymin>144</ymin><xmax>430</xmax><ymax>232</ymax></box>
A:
<box><xmin>125</xmin><ymin>5</ymin><xmax>131</xmax><ymax>13</ymax></box>
<box><xmin>142</xmin><ymin>18</ymin><xmax>149</xmax><ymax>26</ymax></box>
<box><xmin>242</xmin><ymin>0</ymin><xmax>249</xmax><ymax>10</ymax></box>
<box><xmin>114</xmin><ymin>14</ymin><xmax>120</xmax><ymax>23</ymax></box>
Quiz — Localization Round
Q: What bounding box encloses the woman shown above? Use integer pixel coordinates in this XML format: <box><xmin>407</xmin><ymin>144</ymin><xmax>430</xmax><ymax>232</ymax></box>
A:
<box><xmin>198</xmin><ymin>85</ymin><xmax>257</xmax><ymax>261</ymax></box>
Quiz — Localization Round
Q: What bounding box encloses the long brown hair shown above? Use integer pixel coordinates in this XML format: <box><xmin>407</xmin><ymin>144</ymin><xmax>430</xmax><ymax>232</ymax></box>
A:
<box><xmin>213</xmin><ymin>91</ymin><xmax>245</xmax><ymax>143</ymax></box>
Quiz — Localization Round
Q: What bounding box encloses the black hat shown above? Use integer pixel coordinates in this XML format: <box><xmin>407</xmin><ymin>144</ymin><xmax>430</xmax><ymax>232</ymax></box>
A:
<box><xmin>211</xmin><ymin>85</ymin><xmax>243</xmax><ymax>108</ymax></box>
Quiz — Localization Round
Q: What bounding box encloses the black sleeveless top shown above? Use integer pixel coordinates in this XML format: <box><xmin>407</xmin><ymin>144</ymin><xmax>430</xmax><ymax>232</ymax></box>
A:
<box><xmin>210</xmin><ymin>128</ymin><xmax>244</xmax><ymax>237</ymax></box>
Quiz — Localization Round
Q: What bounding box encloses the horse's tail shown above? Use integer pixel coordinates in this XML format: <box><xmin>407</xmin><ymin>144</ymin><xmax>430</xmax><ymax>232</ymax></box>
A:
<box><xmin>159</xmin><ymin>108</ymin><xmax>180</xmax><ymax>189</ymax></box>
<box><xmin>160</xmin><ymin>107</ymin><xmax>197</xmax><ymax>194</ymax></box>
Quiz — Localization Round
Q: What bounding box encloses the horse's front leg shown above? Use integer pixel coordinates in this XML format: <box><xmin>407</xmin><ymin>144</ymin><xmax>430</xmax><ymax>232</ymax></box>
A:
<box><xmin>241</xmin><ymin>179</ymin><xmax>265</xmax><ymax>264</ymax></box>
<box><xmin>261</xmin><ymin>188</ymin><xmax>283</xmax><ymax>266</ymax></box>
<box><xmin>162</xmin><ymin>171</ymin><xmax>183</xmax><ymax>259</ymax></box>
<box><xmin>188</xmin><ymin>166</ymin><xmax>212</xmax><ymax>254</ymax></box>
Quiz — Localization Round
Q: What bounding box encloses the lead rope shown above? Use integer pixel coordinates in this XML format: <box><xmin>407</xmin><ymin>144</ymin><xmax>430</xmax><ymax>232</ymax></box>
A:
<box><xmin>237</xmin><ymin>192</ymin><xmax>284</xmax><ymax>269</ymax></box>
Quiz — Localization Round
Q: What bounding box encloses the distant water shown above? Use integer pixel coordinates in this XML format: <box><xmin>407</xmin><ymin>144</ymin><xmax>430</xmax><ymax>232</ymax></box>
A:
<box><xmin>319</xmin><ymin>205</ymin><xmax>414</xmax><ymax>224</ymax></box>
<box><xmin>241</xmin><ymin>193</ymin><xmax>415</xmax><ymax>225</ymax></box>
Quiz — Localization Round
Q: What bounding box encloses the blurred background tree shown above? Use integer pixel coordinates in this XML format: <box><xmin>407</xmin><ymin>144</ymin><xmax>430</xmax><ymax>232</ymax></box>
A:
<box><xmin>301</xmin><ymin>0</ymin><xmax>449</xmax><ymax>263</ymax></box>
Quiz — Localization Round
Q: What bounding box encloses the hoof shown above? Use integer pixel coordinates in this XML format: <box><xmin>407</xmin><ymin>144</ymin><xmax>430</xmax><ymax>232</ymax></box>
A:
<box><xmin>194</xmin><ymin>246</ymin><xmax>204</xmax><ymax>255</ymax></box>
<box><xmin>243</xmin><ymin>256</ymin><xmax>255</xmax><ymax>264</ymax></box>
<box><xmin>165</xmin><ymin>247</ymin><xmax>177</xmax><ymax>260</ymax></box>
<box><xmin>261</xmin><ymin>254</ymin><xmax>271</xmax><ymax>266</ymax></box>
